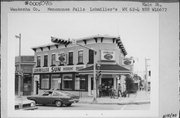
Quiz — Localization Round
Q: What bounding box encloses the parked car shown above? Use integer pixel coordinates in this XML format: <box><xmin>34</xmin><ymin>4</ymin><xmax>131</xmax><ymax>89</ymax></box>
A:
<box><xmin>27</xmin><ymin>90</ymin><xmax>80</xmax><ymax>107</ymax></box>
<box><xmin>15</xmin><ymin>97</ymin><xmax>37</xmax><ymax>110</ymax></box>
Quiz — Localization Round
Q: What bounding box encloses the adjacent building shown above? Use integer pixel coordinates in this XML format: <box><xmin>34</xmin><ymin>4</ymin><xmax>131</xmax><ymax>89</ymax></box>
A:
<box><xmin>32</xmin><ymin>35</ymin><xmax>131</xmax><ymax>97</ymax></box>
<box><xmin>15</xmin><ymin>56</ymin><xmax>35</xmax><ymax>95</ymax></box>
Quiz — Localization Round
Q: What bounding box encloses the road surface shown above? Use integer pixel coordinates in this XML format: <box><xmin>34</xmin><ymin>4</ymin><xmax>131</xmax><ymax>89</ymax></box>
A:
<box><xmin>36</xmin><ymin>103</ymin><xmax>150</xmax><ymax>110</ymax></box>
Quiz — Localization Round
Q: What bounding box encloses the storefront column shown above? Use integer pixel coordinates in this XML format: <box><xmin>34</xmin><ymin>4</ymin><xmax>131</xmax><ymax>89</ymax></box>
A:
<box><xmin>120</xmin><ymin>75</ymin><xmax>126</xmax><ymax>92</ymax></box>
<box><xmin>113</xmin><ymin>75</ymin><xmax>116</xmax><ymax>90</ymax></box>
<box><xmin>33</xmin><ymin>75</ymin><xmax>40</xmax><ymax>95</ymax></box>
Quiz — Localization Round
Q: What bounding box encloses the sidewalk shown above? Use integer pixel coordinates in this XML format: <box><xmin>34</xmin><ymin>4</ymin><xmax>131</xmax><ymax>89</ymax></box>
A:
<box><xmin>79</xmin><ymin>91</ymin><xmax>150</xmax><ymax>105</ymax></box>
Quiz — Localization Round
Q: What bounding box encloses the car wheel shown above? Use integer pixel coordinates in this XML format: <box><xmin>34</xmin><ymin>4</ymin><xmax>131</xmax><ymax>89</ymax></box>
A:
<box><xmin>55</xmin><ymin>101</ymin><xmax>62</xmax><ymax>107</ymax></box>
<box><xmin>66</xmin><ymin>103</ymin><xmax>72</xmax><ymax>107</ymax></box>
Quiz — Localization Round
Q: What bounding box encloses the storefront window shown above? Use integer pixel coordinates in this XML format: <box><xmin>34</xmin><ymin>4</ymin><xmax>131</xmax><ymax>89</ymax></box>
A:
<box><xmin>51</xmin><ymin>74</ymin><xmax>61</xmax><ymax>90</ymax></box>
<box><xmin>68</xmin><ymin>52</ymin><xmax>73</xmax><ymax>65</ymax></box>
<box><xmin>75</xmin><ymin>77</ymin><xmax>80</xmax><ymax>90</ymax></box>
<box><xmin>78</xmin><ymin>50</ymin><xmax>83</xmax><ymax>64</ymax></box>
<box><xmin>37</xmin><ymin>56</ymin><xmax>41</xmax><ymax>67</ymax></box>
<box><xmin>62</xmin><ymin>74</ymin><xmax>73</xmax><ymax>90</ymax></box>
<box><xmin>44</xmin><ymin>55</ymin><xmax>48</xmax><ymax>67</ymax></box>
<box><xmin>51</xmin><ymin>54</ymin><xmax>56</xmax><ymax>66</ymax></box>
<box><xmin>40</xmin><ymin>74</ymin><xmax>50</xmax><ymax>89</ymax></box>
<box><xmin>75</xmin><ymin>76</ymin><xmax>86</xmax><ymax>90</ymax></box>
<box><xmin>80</xmin><ymin>78</ymin><xmax>85</xmax><ymax>90</ymax></box>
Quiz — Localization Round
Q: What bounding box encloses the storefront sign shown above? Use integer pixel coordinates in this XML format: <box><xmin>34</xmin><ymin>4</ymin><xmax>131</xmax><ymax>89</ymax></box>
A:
<box><xmin>76</xmin><ymin>66</ymin><xmax>85</xmax><ymax>70</ymax></box>
<box><xmin>63</xmin><ymin>66</ymin><xmax>74</xmax><ymax>71</ymax></box>
<box><xmin>33</xmin><ymin>67</ymin><xmax>49</xmax><ymax>73</ymax></box>
<box><xmin>101</xmin><ymin>50</ymin><xmax>115</xmax><ymax>61</ymax></box>
<box><xmin>51</xmin><ymin>66</ymin><xmax>61</xmax><ymax>72</ymax></box>
<box><xmin>33</xmin><ymin>65</ymin><xmax>85</xmax><ymax>73</ymax></box>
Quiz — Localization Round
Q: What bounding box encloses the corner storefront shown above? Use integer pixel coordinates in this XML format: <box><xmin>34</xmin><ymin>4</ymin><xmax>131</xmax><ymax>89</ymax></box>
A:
<box><xmin>78</xmin><ymin>64</ymin><xmax>131</xmax><ymax>96</ymax></box>
<box><xmin>33</xmin><ymin>65</ymin><xmax>90</xmax><ymax>97</ymax></box>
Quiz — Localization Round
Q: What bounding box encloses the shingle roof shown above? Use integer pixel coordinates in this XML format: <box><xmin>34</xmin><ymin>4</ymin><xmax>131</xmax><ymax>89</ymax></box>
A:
<box><xmin>79</xmin><ymin>64</ymin><xmax>129</xmax><ymax>71</ymax></box>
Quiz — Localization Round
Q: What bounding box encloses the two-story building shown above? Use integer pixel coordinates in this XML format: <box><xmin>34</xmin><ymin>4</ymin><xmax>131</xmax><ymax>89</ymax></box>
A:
<box><xmin>32</xmin><ymin>35</ymin><xmax>131</xmax><ymax>97</ymax></box>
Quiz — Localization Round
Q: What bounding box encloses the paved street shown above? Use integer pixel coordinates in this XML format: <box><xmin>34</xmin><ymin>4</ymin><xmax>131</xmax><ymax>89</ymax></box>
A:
<box><xmin>36</xmin><ymin>103</ymin><xmax>150</xmax><ymax>110</ymax></box>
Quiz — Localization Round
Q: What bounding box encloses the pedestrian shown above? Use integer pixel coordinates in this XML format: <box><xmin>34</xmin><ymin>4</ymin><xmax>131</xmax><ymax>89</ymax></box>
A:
<box><xmin>98</xmin><ymin>84</ymin><xmax>102</xmax><ymax>97</ymax></box>
<box><xmin>110</xmin><ymin>86</ymin><xmax>115</xmax><ymax>99</ymax></box>
<box><xmin>118</xmin><ymin>84</ymin><xmax>122</xmax><ymax>98</ymax></box>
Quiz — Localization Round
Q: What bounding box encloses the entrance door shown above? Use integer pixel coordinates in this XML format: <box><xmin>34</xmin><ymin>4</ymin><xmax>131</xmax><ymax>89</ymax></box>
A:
<box><xmin>101</xmin><ymin>78</ymin><xmax>113</xmax><ymax>96</ymax></box>
<box><xmin>35</xmin><ymin>81</ymin><xmax>39</xmax><ymax>95</ymax></box>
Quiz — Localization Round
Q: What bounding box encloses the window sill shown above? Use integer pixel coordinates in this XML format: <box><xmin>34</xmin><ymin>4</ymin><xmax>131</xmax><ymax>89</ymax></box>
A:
<box><xmin>67</xmin><ymin>64</ymin><xmax>74</xmax><ymax>66</ymax></box>
<box><xmin>87</xmin><ymin>62</ymin><xmax>93</xmax><ymax>64</ymax></box>
<box><xmin>40</xmin><ymin>88</ymin><xmax>50</xmax><ymax>90</ymax></box>
<box><xmin>50</xmin><ymin>65</ymin><xmax>56</xmax><ymax>67</ymax></box>
<box><xmin>77</xmin><ymin>63</ymin><xmax>84</xmax><ymax>65</ymax></box>
<box><xmin>62</xmin><ymin>89</ymin><xmax>73</xmax><ymax>91</ymax></box>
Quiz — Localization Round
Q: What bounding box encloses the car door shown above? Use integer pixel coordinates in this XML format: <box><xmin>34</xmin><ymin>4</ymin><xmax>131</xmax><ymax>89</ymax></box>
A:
<box><xmin>38</xmin><ymin>91</ymin><xmax>51</xmax><ymax>105</ymax></box>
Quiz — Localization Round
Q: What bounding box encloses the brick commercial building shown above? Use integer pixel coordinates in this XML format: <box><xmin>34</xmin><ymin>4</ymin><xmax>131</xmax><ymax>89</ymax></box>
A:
<box><xmin>32</xmin><ymin>35</ymin><xmax>132</xmax><ymax>97</ymax></box>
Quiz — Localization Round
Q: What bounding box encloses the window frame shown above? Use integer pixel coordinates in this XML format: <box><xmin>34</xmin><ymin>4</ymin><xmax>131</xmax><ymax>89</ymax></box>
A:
<box><xmin>68</xmin><ymin>51</ymin><xmax>73</xmax><ymax>65</ymax></box>
<box><xmin>51</xmin><ymin>53</ymin><xmax>56</xmax><ymax>66</ymax></box>
<box><xmin>78</xmin><ymin>50</ymin><xmax>83</xmax><ymax>64</ymax></box>
<box><xmin>88</xmin><ymin>49</ymin><xmax>94</xmax><ymax>64</ymax></box>
<box><xmin>62</xmin><ymin>74</ymin><xmax>73</xmax><ymax>90</ymax></box>
<box><xmin>43</xmin><ymin>54</ymin><xmax>48</xmax><ymax>67</ymax></box>
<box><xmin>40</xmin><ymin>74</ymin><xmax>50</xmax><ymax>90</ymax></box>
<box><xmin>36</xmin><ymin>55</ymin><xmax>41</xmax><ymax>67</ymax></box>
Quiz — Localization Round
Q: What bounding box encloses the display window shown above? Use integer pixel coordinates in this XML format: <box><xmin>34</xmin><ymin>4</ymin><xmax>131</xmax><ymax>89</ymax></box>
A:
<box><xmin>62</xmin><ymin>74</ymin><xmax>73</xmax><ymax>90</ymax></box>
<box><xmin>40</xmin><ymin>74</ymin><xmax>50</xmax><ymax>89</ymax></box>
<box><xmin>51</xmin><ymin>74</ymin><xmax>61</xmax><ymax>90</ymax></box>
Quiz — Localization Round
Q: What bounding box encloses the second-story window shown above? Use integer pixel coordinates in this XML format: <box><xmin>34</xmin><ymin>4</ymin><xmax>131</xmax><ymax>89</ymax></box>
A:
<box><xmin>37</xmin><ymin>56</ymin><xmax>41</xmax><ymax>67</ymax></box>
<box><xmin>78</xmin><ymin>50</ymin><xmax>83</xmax><ymax>64</ymax></box>
<box><xmin>88</xmin><ymin>49</ymin><xmax>94</xmax><ymax>64</ymax></box>
<box><xmin>51</xmin><ymin>54</ymin><xmax>56</xmax><ymax>66</ymax></box>
<box><xmin>68</xmin><ymin>52</ymin><xmax>73</xmax><ymax>65</ymax></box>
<box><xmin>44</xmin><ymin>55</ymin><xmax>48</xmax><ymax>67</ymax></box>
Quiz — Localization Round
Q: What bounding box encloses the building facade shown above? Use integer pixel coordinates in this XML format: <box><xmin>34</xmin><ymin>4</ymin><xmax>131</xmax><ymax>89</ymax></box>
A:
<box><xmin>32</xmin><ymin>35</ymin><xmax>131</xmax><ymax>97</ymax></box>
<box><xmin>15</xmin><ymin>56</ymin><xmax>35</xmax><ymax>95</ymax></box>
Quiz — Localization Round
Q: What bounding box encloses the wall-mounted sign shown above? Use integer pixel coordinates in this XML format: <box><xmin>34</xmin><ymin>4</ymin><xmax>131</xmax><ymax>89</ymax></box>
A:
<box><xmin>33</xmin><ymin>67</ymin><xmax>49</xmax><ymax>73</ymax></box>
<box><xmin>101</xmin><ymin>50</ymin><xmax>115</xmax><ymax>61</ymax></box>
<box><xmin>33</xmin><ymin>65</ymin><xmax>85</xmax><ymax>73</ymax></box>
<box><xmin>57</xmin><ymin>53</ymin><xmax>67</xmax><ymax>64</ymax></box>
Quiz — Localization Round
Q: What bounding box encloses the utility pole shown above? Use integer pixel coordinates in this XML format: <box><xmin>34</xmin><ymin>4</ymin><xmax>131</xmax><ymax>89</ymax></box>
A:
<box><xmin>73</xmin><ymin>42</ymin><xmax>97</xmax><ymax>103</ymax></box>
<box><xmin>93</xmin><ymin>50</ymin><xmax>97</xmax><ymax>103</ymax></box>
<box><xmin>145</xmin><ymin>58</ymin><xmax>150</xmax><ymax>91</ymax></box>
<box><xmin>15</xmin><ymin>33</ymin><xmax>22</xmax><ymax>97</ymax></box>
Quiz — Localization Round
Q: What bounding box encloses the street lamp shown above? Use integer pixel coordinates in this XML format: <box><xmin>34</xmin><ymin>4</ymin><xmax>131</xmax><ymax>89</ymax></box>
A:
<box><xmin>15</xmin><ymin>33</ymin><xmax>22</xmax><ymax>97</ymax></box>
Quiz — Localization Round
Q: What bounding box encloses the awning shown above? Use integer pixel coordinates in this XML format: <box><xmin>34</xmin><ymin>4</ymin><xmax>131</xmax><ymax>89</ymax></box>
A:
<box><xmin>78</xmin><ymin>64</ymin><xmax>130</xmax><ymax>74</ymax></box>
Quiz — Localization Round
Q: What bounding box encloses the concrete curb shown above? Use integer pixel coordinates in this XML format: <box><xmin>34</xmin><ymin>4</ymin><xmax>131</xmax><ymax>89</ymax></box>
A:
<box><xmin>78</xmin><ymin>101</ymin><xmax>150</xmax><ymax>105</ymax></box>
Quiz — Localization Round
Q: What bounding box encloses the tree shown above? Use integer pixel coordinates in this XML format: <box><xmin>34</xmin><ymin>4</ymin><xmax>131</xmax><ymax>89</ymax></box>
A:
<box><xmin>125</xmin><ymin>74</ymin><xmax>137</xmax><ymax>93</ymax></box>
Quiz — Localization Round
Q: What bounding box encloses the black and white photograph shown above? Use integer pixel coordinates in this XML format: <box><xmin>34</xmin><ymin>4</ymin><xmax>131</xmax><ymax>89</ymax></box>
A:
<box><xmin>1</xmin><ymin>1</ymin><xmax>179</xmax><ymax>118</ymax></box>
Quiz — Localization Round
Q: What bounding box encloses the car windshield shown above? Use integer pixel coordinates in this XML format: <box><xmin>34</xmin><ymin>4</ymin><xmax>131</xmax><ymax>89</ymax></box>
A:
<box><xmin>42</xmin><ymin>91</ymin><xmax>53</xmax><ymax>96</ymax></box>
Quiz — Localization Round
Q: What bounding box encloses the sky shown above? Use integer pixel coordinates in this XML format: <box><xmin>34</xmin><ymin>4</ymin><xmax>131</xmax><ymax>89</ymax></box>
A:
<box><xmin>8</xmin><ymin>13</ymin><xmax>159</xmax><ymax>77</ymax></box>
